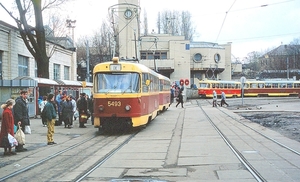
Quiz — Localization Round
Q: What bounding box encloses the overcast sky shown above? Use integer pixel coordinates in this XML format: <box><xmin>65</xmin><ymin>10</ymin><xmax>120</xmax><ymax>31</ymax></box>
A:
<box><xmin>1</xmin><ymin>0</ymin><xmax>299</xmax><ymax>61</ymax></box>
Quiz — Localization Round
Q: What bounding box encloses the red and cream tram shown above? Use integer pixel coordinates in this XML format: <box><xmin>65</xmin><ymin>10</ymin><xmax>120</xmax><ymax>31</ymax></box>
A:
<box><xmin>198</xmin><ymin>80</ymin><xmax>241</xmax><ymax>98</ymax></box>
<box><xmin>243</xmin><ymin>80</ymin><xmax>300</xmax><ymax>97</ymax></box>
<box><xmin>93</xmin><ymin>57</ymin><xmax>164</xmax><ymax>131</ymax></box>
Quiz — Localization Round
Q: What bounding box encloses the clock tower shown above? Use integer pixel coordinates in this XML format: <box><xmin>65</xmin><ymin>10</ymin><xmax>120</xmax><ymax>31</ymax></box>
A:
<box><xmin>116</xmin><ymin>0</ymin><xmax>140</xmax><ymax>60</ymax></box>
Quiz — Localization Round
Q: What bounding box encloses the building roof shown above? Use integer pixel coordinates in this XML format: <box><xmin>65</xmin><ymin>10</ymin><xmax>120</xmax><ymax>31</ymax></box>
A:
<box><xmin>190</xmin><ymin>42</ymin><xmax>224</xmax><ymax>49</ymax></box>
<box><xmin>264</xmin><ymin>45</ymin><xmax>300</xmax><ymax>57</ymax></box>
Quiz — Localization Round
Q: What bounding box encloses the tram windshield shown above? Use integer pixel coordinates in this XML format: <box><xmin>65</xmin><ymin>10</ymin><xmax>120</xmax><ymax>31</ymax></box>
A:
<box><xmin>94</xmin><ymin>72</ymin><xmax>140</xmax><ymax>93</ymax></box>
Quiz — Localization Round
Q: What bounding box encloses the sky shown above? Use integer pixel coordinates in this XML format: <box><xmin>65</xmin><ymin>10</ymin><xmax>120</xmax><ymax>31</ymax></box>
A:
<box><xmin>0</xmin><ymin>0</ymin><xmax>299</xmax><ymax>62</ymax></box>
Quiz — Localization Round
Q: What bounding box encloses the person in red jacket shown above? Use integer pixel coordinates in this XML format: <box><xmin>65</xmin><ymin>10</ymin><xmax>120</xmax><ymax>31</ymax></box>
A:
<box><xmin>0</xmin><ymin>99</ymin><xmax>17</xmax><ymax>156</ymax></box>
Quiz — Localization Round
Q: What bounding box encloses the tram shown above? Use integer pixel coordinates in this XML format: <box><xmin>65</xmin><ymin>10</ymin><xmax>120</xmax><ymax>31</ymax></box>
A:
<box><xmin>158</xmin><ymin>74</ymin><xmax>171</xmax><ymax>113</ymax></box>
<box><xmin>198</xmin><ymin>79</ymin><xmax>300</xmax><ymax>98</ymax></box>
<box><xmin>92</xmin><ymin>57</ymin><xmax>164</xmax><ymax>131</ymax></box>
<box><xmin>198</xmin><ymin>80</ymin><xmax>241</xmax><ymax>98</ymax></box>
<box><xmin>243</xmin><ymin>80</ymin><xmax>300</xmax><ymax>97</ymax></box>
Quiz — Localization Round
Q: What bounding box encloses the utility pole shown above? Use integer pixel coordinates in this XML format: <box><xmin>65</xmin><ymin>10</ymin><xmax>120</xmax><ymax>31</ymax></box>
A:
<box><xmin>86</xmin><ymin>40</ymin><xmax>90</xmax><ymax>82</ymax></box>
<box><xmin>66</xmin><ymin>19</ymin><xmax>76</xmax><ymax>46</ymax></box>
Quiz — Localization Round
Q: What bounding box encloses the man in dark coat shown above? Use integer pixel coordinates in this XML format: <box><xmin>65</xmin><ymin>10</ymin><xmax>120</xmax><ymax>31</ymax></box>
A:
<box><xmin>77</xmin><ymin>93</ymin><xmax>88</xmax><ymax>128</ymax></box>
<box><xmin>13</xmin><ymin>90</ymin><xmax>30</xmax><ymax>152</ymax></box>
<box><xmin>175</xmin><ymin>89</ymin><xmax>184</xmax><ymax>108</ymax></box>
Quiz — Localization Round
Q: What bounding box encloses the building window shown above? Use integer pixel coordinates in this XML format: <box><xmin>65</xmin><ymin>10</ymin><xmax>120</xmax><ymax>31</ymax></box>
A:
<box><xmin>64</xmin><ymin>66</ymin><xmax>70</xmax><ymax>80</ymax></box>
<box><xmin>193</xmin><ymin>53</ymin><xmax>202</xmax><ymax>62</ymax></box>
<box><xmin>53</xmin><ymin>63</ymin><xmax>60</xmax><ymax>80</ymax></box>
<box><xmin>161</xmin><ymin>52</ymin><xmax>167</xmax><ymax>59</ymax></box>
<box><xmin>18</xmin><ymin>55</ymin><xmax>29</xmax><ymax>76</ymax></box>
<box><xmin>141</xmin><ymin>52</ymin><xmax>146</xmax><ymax>59</ymax></box>
<box><xmin>140</xmin><ymin>51</ymin><xmax>168</xmax><ymax>60</ymax></box>
<box><xmin>0</xmin><ymin>51</ymin><xmax>2</xmax><ymax>79</ymax></box>
<box><xmin>214</xmin><ymin>53</ymin><xmax>221</xmax><ymax>63</ymax></box>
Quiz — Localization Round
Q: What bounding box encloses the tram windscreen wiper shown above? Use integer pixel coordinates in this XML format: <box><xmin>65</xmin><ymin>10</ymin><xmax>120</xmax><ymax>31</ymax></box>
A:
<box><xmin>122</xmin><ymin>86</ymin><xmax>132</xmax><ymax>94</ymax></box>
<box><xmin>106</xmin><ymin>89</ymin><xmax>111</xmax><ymax>94</ymax></box>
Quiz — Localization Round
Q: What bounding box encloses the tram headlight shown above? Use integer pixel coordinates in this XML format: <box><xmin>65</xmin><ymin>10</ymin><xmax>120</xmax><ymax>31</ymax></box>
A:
<box><xmin>125</xmin><ymin>104</ymin><xmax>131</xmax><ymax>111</ymax></box>
<box><xmin>98</xmin><ymin>105</ymin><xmax>104</xmax><ymax>112</ymax></box>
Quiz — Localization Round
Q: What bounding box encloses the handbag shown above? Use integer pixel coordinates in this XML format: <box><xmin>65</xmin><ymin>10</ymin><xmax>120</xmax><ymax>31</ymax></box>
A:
<box><xmin>15</xmin><ymin>127</ymin><xmax>26</xmax><ymax>145</ymax></box>
<box><xmin>7</xmin><ymin>133</ymin><xmax>18</xmax><ymax>147</ymax></box>
<box><xmin>1</xmin><ymin>135</ymin><xmax>9</xmax><ymax>148</ymax></box>
<box><xmin>79</xmin><ymin>114</ymin><xmax>88</xmax><ymax>123</ymax></box>
<box><xmin>24</xmin><ymin>125</ymin><xmax>31</xmax><ymax>134</ymax></box>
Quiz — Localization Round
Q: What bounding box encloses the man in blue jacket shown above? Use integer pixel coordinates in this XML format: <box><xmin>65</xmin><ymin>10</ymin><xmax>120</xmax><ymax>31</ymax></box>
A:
<box><xmin>44</xmin><ymin>94</ymin><xmax>57</xmax><ymax>145</ymax></box>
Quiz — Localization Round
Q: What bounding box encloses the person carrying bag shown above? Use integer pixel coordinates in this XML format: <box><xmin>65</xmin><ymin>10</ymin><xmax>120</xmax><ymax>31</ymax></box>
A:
<box><xmin>15</xmin><ymin>124</ymin><xmax>25</xmax><ymax>145</ymax></box>
<box><xmin>0</xmin><ymin>99</ymin><xmax>17</xmax><ymax>156</ymax></box>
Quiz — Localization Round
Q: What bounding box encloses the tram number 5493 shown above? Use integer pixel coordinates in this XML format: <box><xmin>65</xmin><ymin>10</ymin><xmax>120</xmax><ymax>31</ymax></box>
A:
<box><xmin>108</xmin><ymin>101</ymin><xmax>121</xmax><ymax>107</ymax></box>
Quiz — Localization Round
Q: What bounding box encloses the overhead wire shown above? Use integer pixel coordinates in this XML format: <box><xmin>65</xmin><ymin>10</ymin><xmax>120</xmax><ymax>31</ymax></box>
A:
<box><xmin>215</xmin><ymin>0</ymin><xmax>237</xmax><ymax>42</ymax></box>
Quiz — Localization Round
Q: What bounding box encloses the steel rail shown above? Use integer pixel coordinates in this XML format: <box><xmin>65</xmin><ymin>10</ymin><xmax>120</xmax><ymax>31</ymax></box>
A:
<box><xmin>197</xmin><ymin>100</ymin><xmax>267</xmax><ymax>182</ymax></box>
<box><xmin>73</xmin><ymin>131</ymin><xmax>139</xmax><ymax>182</ymax></box>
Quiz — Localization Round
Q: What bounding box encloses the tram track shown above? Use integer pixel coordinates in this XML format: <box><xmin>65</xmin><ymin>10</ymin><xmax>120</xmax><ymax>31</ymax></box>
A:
<box><xmin>73</xmin><ymin>131</ymin><xmax>138</xmax><ymax>182</ymax></box>
<box><xmin>204</xmin><ymin>98</ymin><xmax>300</xmax><ymax>156</ymax></box>
<box><xmin>0</xmin><ymin>131</ymin><xmax>139</xmax><ymax>182</ymax></box>
<box><xmin>196</xmin><ymin>100</ymin><xmax>267</xmax><ymax>182</ymax></box>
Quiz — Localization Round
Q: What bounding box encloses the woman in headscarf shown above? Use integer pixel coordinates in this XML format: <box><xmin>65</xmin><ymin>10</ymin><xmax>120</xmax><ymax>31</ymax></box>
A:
<box><xmin>0</xmin><ymin>99</ymin><xmax>17</xmax><ymax>156</ymax></box>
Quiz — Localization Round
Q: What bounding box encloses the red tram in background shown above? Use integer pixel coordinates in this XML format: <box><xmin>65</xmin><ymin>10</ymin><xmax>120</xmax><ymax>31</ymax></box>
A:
<box><xmin>198</xmin><ymin>79</ymin><xmax>300</xmax><ymax>98</ymax></box>
<box><xmin>198</xmin><ymin>80</ymin><xmax>241</xmax><ymax>98</ymax></box>
<box><xmin>243</xmin><ymin>80</ymin><xmax>300</xmax><ymax>97</ymax></box>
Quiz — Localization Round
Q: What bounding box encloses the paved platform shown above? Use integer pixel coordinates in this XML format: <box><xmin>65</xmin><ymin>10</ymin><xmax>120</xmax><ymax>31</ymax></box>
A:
<box><xmin>1</xmin><ymin>99</ymin><xmax>300</xmax><ymax>181</ymax></box>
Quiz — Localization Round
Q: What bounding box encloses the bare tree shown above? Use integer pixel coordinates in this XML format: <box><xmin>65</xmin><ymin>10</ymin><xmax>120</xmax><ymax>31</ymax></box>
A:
<box><xmin>142</xmin><ymin>9</ymin><xmax>148</xmax><ymax>36</ymax></box>
<box><xmin>76</xmin><ymin>21</ymin><xmax>114</xmax><ymax>66</ymax></box>
<box><xmin>0</xmin><ymin>0</ymin><xmax>68</xmax><ymax>78</ymax></box>
<box><xmin>156</xmin><ymin>10</ymin><xmax>195</xmax><ymax>41</ymax></box>
<box><xmin>181</xmin><ymin>11</ymin><xmax>195</xmax><ymax>41</ymax></box>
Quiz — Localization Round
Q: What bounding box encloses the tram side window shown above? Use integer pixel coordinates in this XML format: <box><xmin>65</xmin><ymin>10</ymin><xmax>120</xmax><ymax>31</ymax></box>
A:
<box><xmin>272</xmin><ymin>83</ymin><xmax>279</xmax><ymax>88</ymax></box>
<box><xmin>153</xmin><ymin>75</ymin><xmax>159</xmax><ymax>92</ymax></box>
<box><xmin>294</xmin><ymin>83</ymin><xmax>300</xmax><ymax>88</ymax></box>
<box><xmin>142</xmin><ymin>73</ymin><xmax>149</xmax><ymax>92</ymax></box>
<box><xmin>220</xmin><ymin>83</ymin><xmax>224</xmax><ymax>88</ymax></box>
<box><xmin>287</xmin><ymin>83</ymin><xmax>292</xmax><ymax>88</ymax></box>
<box><xmin>265</xmin><ymin>83</ymin><xmax>271</xmax><ymax>88</ymax></box>
<box><xmin>199</xmin><ymin>83</ymin><xmax>208</xmax><ymax>88</ymax></box>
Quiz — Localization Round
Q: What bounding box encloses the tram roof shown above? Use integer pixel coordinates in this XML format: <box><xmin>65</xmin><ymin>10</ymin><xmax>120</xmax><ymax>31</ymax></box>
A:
<box><xmin>199</xmin><ymin>80</ymin><xmax>240</xmax><ymax>84</ymax></box>
<box><xmin>246</xmin><ymin>80</ymin><xmax>300</xmax><ymax>83</ymax></box>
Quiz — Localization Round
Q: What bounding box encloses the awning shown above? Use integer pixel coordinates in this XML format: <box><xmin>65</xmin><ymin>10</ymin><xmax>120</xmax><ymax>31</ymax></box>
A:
<box><xmin>79</xmin><ymin>81</ymin><xmax>93</xmax><ymax>87</ymax></box>
<box><xmin>14</xmin><ymin>76</ymin><xmax>58</xmax><ymax>86</ymax></box>
<box><xmin>55</xmin><ymin>80</ymin><xmax>82</xmax><ymax>86</ymax></box>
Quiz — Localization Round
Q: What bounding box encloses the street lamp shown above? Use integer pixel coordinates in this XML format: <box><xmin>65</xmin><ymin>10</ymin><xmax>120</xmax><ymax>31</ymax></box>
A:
<box><xmin>284</xmin><ymin>45</ymin><xmax>289</xmax><ymax>80</ymax></box>
<box><xmin>66</xmin><ymin>19</ymin><xmax>76</xmax><ymax>46</ymax></box>
<box><xmin>77</xmin><ymin>59</ymin><xmax>87</xmax><ymax>81</ymax></box>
